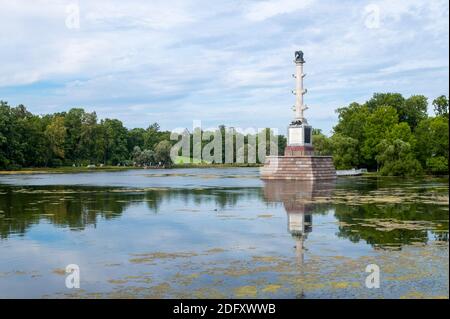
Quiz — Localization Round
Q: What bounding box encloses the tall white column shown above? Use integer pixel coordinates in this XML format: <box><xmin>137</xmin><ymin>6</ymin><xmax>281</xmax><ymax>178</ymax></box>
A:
<box><xmin>294</xmin><ymin>62</ymin><xmax>305</xmax><ymax>120</ymax></box>
<box><xmin>288</xmin><ymin>51</ymin><xmax>312</xmax><ymax>148</ymax></box>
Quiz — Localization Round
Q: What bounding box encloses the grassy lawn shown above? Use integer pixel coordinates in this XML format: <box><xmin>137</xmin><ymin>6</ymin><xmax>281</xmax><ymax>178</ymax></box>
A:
<box><xmin>172</xmin><ymin>156</ymin><xmax>262</xmax><ymax>167</ymax></box>
<box><xmin>173</xmin><ymin>163</ymin><xmax>262</xmax><ymax>168</ymax></box>
<box><xmin>173</xmin><ymin>156</ymin><xmax>208</xmax><ymax>165</ymax></box>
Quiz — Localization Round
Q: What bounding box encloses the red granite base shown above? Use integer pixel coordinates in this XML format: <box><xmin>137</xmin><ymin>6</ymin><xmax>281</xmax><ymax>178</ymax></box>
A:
<box><xmin>260</xmin><ymin>155</ymin><xmax>336</xmax><ymax>180</ymax></box>
<box><xmin>285</xmin><ymin>145</ymin><xmax>315</xmax><ymax>156</ymax></box>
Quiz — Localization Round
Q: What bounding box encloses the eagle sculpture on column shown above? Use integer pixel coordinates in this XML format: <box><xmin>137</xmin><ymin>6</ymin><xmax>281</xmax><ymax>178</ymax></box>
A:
<box><xmin>294</xmin><ymin>50</ymin><xmax>305</xmax><ymax>63</ymax></box>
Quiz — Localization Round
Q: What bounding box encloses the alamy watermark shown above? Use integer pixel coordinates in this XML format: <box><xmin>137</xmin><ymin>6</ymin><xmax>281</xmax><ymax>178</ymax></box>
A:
<box><xmin>365</xmin><ymin>263</ymin><xmax>380</xmax><ymax>288</ymax></box>
<box><xmin>65</xmin><ymin>2</ymin><xmax>80</xmax><ymax>30</ymax></box>
<box><xmin>363</xmin><ymin>4</ymin><xmax>381</xmax><ymax>29</ymax></box>
<box><xmin>169</xmin><ymin>121</ymin><xmax>279</xmax><ymax>164</ymax></box>
<box><xmin>65</xmin><ymin>264</ymin><xmax>80</xmax><ymax>289</ymax></box>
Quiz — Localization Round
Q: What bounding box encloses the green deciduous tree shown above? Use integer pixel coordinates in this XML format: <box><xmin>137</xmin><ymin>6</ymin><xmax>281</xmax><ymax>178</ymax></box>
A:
<box><xmin>330</xmin><ymin>134</ymin><xmax>360</xmax><ymax>169</ymax></box>
<box><xmin>365</xmin><ymin>93</ymin><xmax>404</xmax><ymax>116</ymax></box>
<box><xmin>79</xmin><ymin>111</ymin><xmax>99</xmax><ymax>163</ymax></box>
<box><xmin>362</xmin><ymin>105</ymin><xmax>398</xmax><ymax>168</ymax></box>
<box><xmin>154</xmin><ymin>140</ymin><xmax>173</xmax><ymax>166</ymax></box>
<box><xmin>45</xmin><ymin>116</ymin><xmax>66</xmax><ymax>164</ymax></box>
<box><xmin>132</xmin><ymin>146</ymin><xmax>155</xmax><ymax>166</ymax></box>
<box><xmin>144</xmin><ymin>122</ymin><xmax>161</xmax><ymax>150</ymax></box>
<box><xmin>376</xmin><ymin>139</ymin><xmax>422</xmax><ymax>176</ymax></box>
<box><xmin>102</xmin><ymin>119</ymin><xmax>129</xmax><ymax>165</ymax></box>
<box><xmin>415</xmin><ymin>116</ymin><xmax>449</xmax><ymax>173</ymax></box>
<box><xmin>386</xmin><ymin>122</ymin><xmax>416</xmax><ymax>148</ymax></box>
<box><xmin>138</xmin><ymin>149</ymin><xmax>155</xmax><ymax>166</ymax></box>
<box><xmin>334</xmin><ymin>102</ymin><xmax>370</xmax><ymax>141</ymax></box>
<box><xmin>426</xmin><ymin>156</ymin><xmax>448</xmax><ymax>174</ymax></box>
<box><xmin>0</xmin><ymin>103</ymin><xmax>178</xmax><ymax>169</ymax></box>
<box><xmin>312</xmin><ymin>132</ymin><xmax>332</xmax><ymax>156</ymax></box>
<box><xmin>334</xmin><ymin>102</ymin><xmax>370</xmax><ymax>166</ymax></box>
<box><xmin>127</xmin><ymin>128</ymin><xmax>146</xmax><ymax>154</ymax></box>
<box><xmin>365</xmin><ymin>93</ymin><xmax>427</xmax><ymax>131</ymax></box>
<box><xmin>0</xmin><ymin>102</ymin><xmax>24</xmax><ymax>168</ymax></box>
<box><xmin>402</xmin><ymin>95</ymin><xmax>428</xmax><ymax>130</ymax></box>
<box><xmin>64</xmin><ymin>108</ymin><xmax>85</xmax><ymax>163</ymax></box>
<box><xmin>328</xmin><ymin>92</ymin><xmax>446</xmax><ymax>175</ymax></box>
<box><xmin>433</xmin><ymin>95</ymin><xmax>449</xmax><ymax>118</ymax></box>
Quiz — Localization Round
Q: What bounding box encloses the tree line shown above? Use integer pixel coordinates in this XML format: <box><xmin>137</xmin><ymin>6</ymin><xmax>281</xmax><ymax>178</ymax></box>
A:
<box><xmin>170</xmin><ymin>125</ymin><xmax>286</xmax><ymax>165</ymax></box>
<box><xmin>1</xmin><ymin>93</ymin><xmax>448</xmax><ymax>175</ymax></box>
<box><xmin>313</xmin><ymin>93</ymin><xmax>449</xmax><ymax>176</ymax></box>
<box><xmin>0</xmin><ymin>101</ymin><xmax>286</xmax><ymax>169</ymax></box>
<box><xmin>0</xmin><ymin>102</ymin><xmax>174</xmax><ymax>169</ymax></box>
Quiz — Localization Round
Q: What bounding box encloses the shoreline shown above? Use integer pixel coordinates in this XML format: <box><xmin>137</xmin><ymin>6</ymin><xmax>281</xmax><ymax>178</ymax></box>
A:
<box><xmin>0</xmin><ymin>167</ymin><xmax>447</xmax><ymax>179</ymax></box>
<box><xmin>0</xmin><ymin>164</ymin><xmax>263</xmax><ymax>175</ymax></box>
<box><xmin>0</xmin><ymin>166</ymin><xmax>134</xmax><ymax>175</ymax></box>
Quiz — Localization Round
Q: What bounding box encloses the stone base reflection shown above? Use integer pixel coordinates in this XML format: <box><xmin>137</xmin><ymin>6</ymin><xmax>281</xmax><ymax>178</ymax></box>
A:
<box><xmin>263</xmin><ymin>179</ymin><xmax>336</xmax><ymax>298</ymax></box>
<box><xmin>264</xmin><ymin>178</ymin><xmax>334</xmax><ymax>236</ymax></box>
<box><xmin>263</xmin><ymin>178</ymin><xmax>335</xmax><ymax>240</ymax></box>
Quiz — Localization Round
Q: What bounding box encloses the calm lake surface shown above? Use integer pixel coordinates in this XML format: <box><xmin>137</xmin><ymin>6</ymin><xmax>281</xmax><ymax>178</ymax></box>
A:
<box><xmin>0</xmin><ymin>168</ymin><xmax>448</xmax><ymax>298</ymax></box>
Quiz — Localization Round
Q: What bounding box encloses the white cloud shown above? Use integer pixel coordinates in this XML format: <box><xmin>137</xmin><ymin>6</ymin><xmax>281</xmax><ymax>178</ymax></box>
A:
<box><xmin>84</xmin><ymin>0</ymin><xmax>194</xmax><ymax>30</ymax></box>
<box><xmin>0</xmin><ymin>0</ymin><xmax>448</xmax><ymax>135</ymax></box>
<box><xmin>379</xmin><ymin>59</ymin><xmax>449</xmax><ymax>75</ymax></box>
<box><xmin>244</xmin><ymin>0</ymin><xmax>315</xmax><ymax>21</ymax></box>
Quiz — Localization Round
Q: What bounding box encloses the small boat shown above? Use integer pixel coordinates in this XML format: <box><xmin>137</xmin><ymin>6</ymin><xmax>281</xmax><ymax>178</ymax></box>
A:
<box><xmin>336</xmin><ymin>168</ymin><xmax>367</xmax><ymax>176</ymax></box>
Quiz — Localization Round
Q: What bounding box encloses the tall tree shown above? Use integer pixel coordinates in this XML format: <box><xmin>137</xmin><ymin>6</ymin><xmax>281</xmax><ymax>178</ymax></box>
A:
<box><xmin>334</xmin><ymin>102</ymin><xmax>370</xmax><ymax>164</ymax></box>
<box><xmin>127</xmin><ymin>128</ymin><xmax>146</xmax><ymax>154</ymax></box>
<box><xmin>365</xmin><ymin>93</ymin><xmax>405</xmax><ymax>113</ymax></box>
<box><xmin>64</xmin><ymin>108</ymin><xmax>85</xmax><ymax>163</ymax></box>
<box><xmin>415</xmin><ymin>116</ymin><xmax>449</xmax><ymax>173</ymax></box>
<box><xmin>402</xmin><ymin>95</ymin><xmax>428</xmax><ymax>130</ymax></box>
<box><xmin>101</xmin><ymin>119</ymin><xmax>129</xmax><ymax>165</ymax></box>
<box><xmin>45</xmin><ymin>116</ymin><xmax>67</xmax><ymax>164</ymax></box>
<box><xmin>376</xmin><ymin>139</ymin><xmax>422</xmax><ymax>176</ymax></box>
<box><xmin>154</xmin><ymin>140</ymin><xmax>173</xmax><ymax>166</ymax></box>
<box><xmin>330</xmin><ymin>134</ymin><xmax>360</xmax><ymax>169</ymax></box>
<box><xmin>79</xmin><ymin>111</ymin><xmax>98</xmax><ymax>163</ymax></box>
<box><xmin>433</xmin><ymin>95</ymin><xmax>449</xmax><ymax>118</ymax></box>
<box><xmin>144</xmin><ymin>122</ymin><xmax>161</xmax><ymax>150</ymax></box>
<box><xmin>0</xmin><ymin>101</ymin><xmax>16</xmax><ymax>167</ymax></box>
<box><xmin>312</xmin><ymin>132</ymin><xmax>332</xmax><ymax>156</ymax></box>
<box><xmin>362</xmin><ymin>105</ymin><xmax>398</xmax><ymax>168</ymax></box>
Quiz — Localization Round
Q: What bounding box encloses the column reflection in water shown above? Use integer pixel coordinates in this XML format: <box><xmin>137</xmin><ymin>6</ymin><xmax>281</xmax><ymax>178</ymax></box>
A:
<box><xmin>263</xmin><ymin>179</ymin><xmax>335</xmax><ymax>297</ymax></box>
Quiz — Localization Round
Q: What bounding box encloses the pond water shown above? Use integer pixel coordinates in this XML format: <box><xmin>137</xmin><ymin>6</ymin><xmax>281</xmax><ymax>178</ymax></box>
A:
<box><xmin>0</xmin><ymin>168</ymin><xmax>448</xmax><ymax>298</ymax></box>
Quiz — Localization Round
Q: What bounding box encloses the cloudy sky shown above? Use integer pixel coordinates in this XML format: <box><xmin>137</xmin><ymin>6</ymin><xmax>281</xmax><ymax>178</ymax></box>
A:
<box><xmin>0</xmin><ymin>0</ymin><xmax>448</xmax><ymax>135</ymax></box>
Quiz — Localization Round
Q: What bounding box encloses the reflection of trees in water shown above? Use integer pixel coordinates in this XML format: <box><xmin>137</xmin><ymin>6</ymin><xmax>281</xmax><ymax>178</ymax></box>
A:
<box><xmin>1</xmin><ymin>180</ymin><xmax>447</xmax><ymax>249</ymax></box>
<box><xmin>0</xmin><ymin>186</ymin><xmax>262</xmax><ymax>239</ymax></box>
<box><xmin>334</xmin><ymin>203</ymin><xmax>449</xmax><ymax>249</ymax></box>
<box><xmin>0</xmin><ymin>187</ymin><xmax>141</xmax><ymax>239</ymax></box>
<box><xmin>161</xmin><ymin>188</ymin><xmax>261</xmax><ymax>211</ymax></box>
<box><xmin>261</xmin><ymin>179</ymin><xmax>448</xmax><ymax>249</ymax></box>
